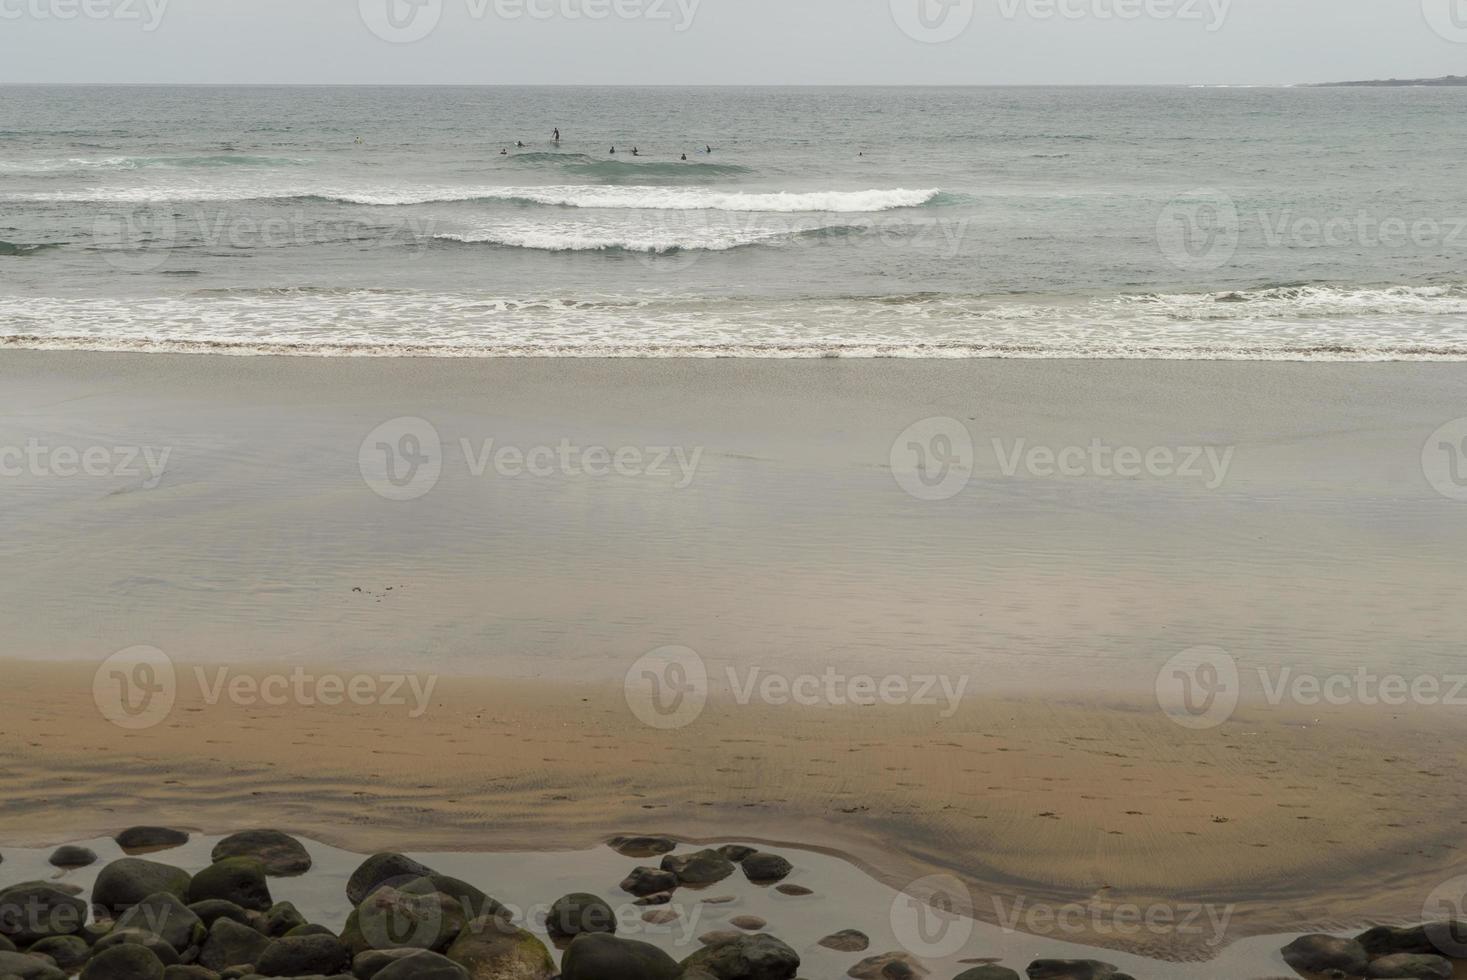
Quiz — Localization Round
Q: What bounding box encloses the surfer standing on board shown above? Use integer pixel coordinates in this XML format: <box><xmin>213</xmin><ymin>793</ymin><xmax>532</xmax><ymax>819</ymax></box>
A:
<box><xmin>553</xmin><ymin>128</ymin><xmax>560</xmax><ymax>142</ymax></box>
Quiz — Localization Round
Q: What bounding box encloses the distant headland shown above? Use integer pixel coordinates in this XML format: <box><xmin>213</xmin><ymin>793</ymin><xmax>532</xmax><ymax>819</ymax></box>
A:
<box><xmin>1311</xmin><ymin>74</ymin><xmax>1467</xmax><ymax>87</ymax></box>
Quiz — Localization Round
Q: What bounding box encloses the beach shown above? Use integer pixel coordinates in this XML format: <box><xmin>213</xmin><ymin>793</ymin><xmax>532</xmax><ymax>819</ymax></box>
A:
<box><xmin>3</xmin><ymin>351</ymin><xmax>1465</xmax><ymax>971</ymax></box>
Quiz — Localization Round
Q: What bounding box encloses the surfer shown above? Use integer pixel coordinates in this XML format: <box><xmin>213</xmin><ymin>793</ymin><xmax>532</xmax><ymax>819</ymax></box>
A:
<box><xmin>553</xmin><ymin>128</ymin><xmax>560</xmax><ymax>142</ymax></box>
<box><xmin>632</xmin><ymin>147</ymin><xmax>640</xmax><ymax>156</ymax></box>
<box><xmin>681</xmin><ymin>153</ymin><xmax>687</xmax><ymax>161</ymax></box>
<box><xmin>706</xmin><ymin>145</ymin><xmax>712</xmax><ymax>154</ymax></box>
<box><xmin>501</xmin><ymin>148</ymin><xmax>508</xmax><ymax>155</ymax></box>
<box><xmin>610</xmin><ymin>146</ymin><xmax>616</xmax><ymax>154</ymax></box>
<box><xmin>516</xmin><ymin>141</ymin><xmax>525</xmax><ymax>148</ymax></box>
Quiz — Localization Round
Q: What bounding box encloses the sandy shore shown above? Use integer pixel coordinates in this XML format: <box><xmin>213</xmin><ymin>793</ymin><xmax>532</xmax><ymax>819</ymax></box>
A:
<box><xmin>2</xmin><ymin>352</ymin><xmax>1466</xmax><ymax>963</ymax></box>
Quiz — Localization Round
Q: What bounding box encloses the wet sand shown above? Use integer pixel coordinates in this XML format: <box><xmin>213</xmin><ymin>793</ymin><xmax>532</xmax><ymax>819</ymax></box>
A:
<box><xmin>1</xmin><ymin>352</ymin><xmax>1465</xmax><ymax>966</ymax></box>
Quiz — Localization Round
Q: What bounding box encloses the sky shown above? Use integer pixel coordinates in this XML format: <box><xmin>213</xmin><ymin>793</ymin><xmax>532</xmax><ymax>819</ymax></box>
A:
<box><xmin>0</xmin><ymin>0</ymin><xmax>1464</xmax><ymax>85</ymax></box>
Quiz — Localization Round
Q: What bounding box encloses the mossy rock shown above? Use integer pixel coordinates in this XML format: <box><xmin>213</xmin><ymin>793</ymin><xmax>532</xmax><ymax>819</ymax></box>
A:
<box><xmin>562</xmin><ymin>933</ymin><xmax>679</xmax><ymax>980</ymax></box>
<box><xmin>93</xmin><ymin>859</ymin><xmax>193</xmax><ymax>917</ymax></box>
<box><xmin>445</xmin><ymin>917</ymin><xmax>555</xmax><ymax>980</ymax></box>
<box><xmin>187</xmin><ymin>859</ymin><xmax>272</xmax><ymax>912</ymax></box>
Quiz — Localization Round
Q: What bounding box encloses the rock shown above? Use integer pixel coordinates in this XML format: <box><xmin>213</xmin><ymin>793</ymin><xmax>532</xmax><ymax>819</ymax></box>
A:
<box><xmin>94</xmin><ymin>859</ymin><xmax>194</xmax><ymax>916</ymax></box>
<box><xmin>0</xmin><ymin>949</ymin><xmax>68</xmax><ymax>980</ymax></box>
<box><xmin>635</xmin><ymin>892</ymin><xmax>674</xmax><ymax>907</ymax></box>
<box><xmin>26</xmin><ymin>935</ymin><xmax>90</xmax><ymax>971</ymax></box>
<box><xmin>211</xmin><ymin>831</ymin><xmax>313</xmax><ymax>878</ymax></box>
<box><xmin>373</xmin><ymin>950</ymin><xmax>472</xmax><ymax>980</ymax></box>
<box><xmin>95</xmin><ymin>928</ymin><xmax>182</xmax><ymax>965</ymax></box>
<box><xmin>353</xmin><ymin>947</ymin><xmax>431</xmax><ymax>979</ymax></box>
<box><xmin>0</xmin><ymin>881</ymin><xmax>88</xmax><ymax>944</ymax></box>
<box><xmin>643</xmin><ymin>909</ymin><xmax>679</xmax><ymax>925</ymax></box>
<box><xmin>117</xmin><ymin>892</ymin><xmax>205</xmax><ymax>952</ymax></box>
<box><xmin>678</xmin><ymin>934</ymin><xmax>800</xmax><ymax>980</ymax></box>
<box><xmin>346</xmin><ymin>854</ymin><xmax>437</xmax><ymax>906</ymax></box>
<box><xmin>264</xmin><ymin>902</ymin><xmax>306</xmax><ymax>938</ymax></box>
<box><xmin>608</xmin><ymin>837</ymin><xmax>678</xmax><ymax>858</ymax></box>
<box><xmin>444</xmin><ymin>917</ymin><xmax>554</xmax><ymax>980</ymax></box>
<box><xmin>115</xmin><ymin>828</ymin><xmax>191</xmax><ymax>854</ymax></box>
<box><xmin>163</xmin><ymin>967</ymin><xmax>221</xmax><ymax>980</ymax></box>
<box><xmin>774</xmin><ymin>885</ymin><xmax>812</xmax><ymax>897</ymax></box>
<box><xmin>188</xmin><ymin>859</ymin><xmax>273</xmax><ymax>912</ymax></box>
<box><xmin>1357</xmin><ymin>921</ymin><xmax>1467</xmax><ymax>957</ymax></box>
<box><xmin>729</xmin><ymin>916</ymin><xmax>765</xmax><ymax>931</ymax></box>
<box><xmin>740</xmin><ymin>854</ymin><xmax>792</xmax><ymax>884</ymax></box>
<box><xmin>620</xmin><ymin>867</ymin><xmax>678</xmax><ymax>897</ymax></box>
<box><xmin>48</xmin><ymin>845</ymin><xmax>98</xmax><ymax>869</ymax></box>
<box><xmin>397</xmin><ymin>876</ymin><xmax>507</xmax><ymax>924</ymax></box>
<box><xmin>254</xmin><ymin>934</ymin><xmax>350</xmax><ymax>976</ymax></box>
<box><xmin>341</xmin><ymin>885</ymin><xmax>470</xmax><ymax>957</ymax></box>
<box><xmin>560</xmin><ymin>933</ymin><xmax>680</xmax><ymax>980</ymax></box>
<box><xmin>955</xmin><ymin>969</ymin><xmax>1022</xmax><ymax>980</ymax></box>
<box><xmin>817</xmin><ymin>930</ymin><xmax>869</xmax><ymax>953</ymax></box>
<box><xmin>661</xmin><ymin>850</ymin><xmax>736</xmax><ymax>885</ymax></box>
<box><xmin>286</xmin><ymin>923</ymin><xmax>337</xmax><ymax>938</ymax></box>
<box><xmin>188</xmin><ymin>901</ymin><xmax>253</xmax><ymax>930</ymax></box>
<box><xmin>847</xmin><ymin>952</ymin><xmax>927</xmax><ymax>979</ymax></box>
<box><xmin>1279</xmin><ymin>935</ymin><xmax>1369</xmax><ymax>977</ymax></box>
<box><xmin>218</xmin><ymin>969</ymin><xmax>254</xmax><ymax>980</ymax></box>
<box><xmin>199</xmin><ymin>918</ymin><xmax>271</xmax><ymax>973</ymax></box>
<box><xmin>546</xmin><ymin>893</ymin><xmax>617</xmax><ymax>939</ymax></box>
<box><xmin>82</xmin><ymin>919</ymin><xmax>115</xmax><ymax>945</ymax></box>
<box><xmin>699</xmin><ymin>931</ymin><xmax>742</xmax><ymax>946</ymax></box>
<box><xmin>0</xmin><ymin>933</ymin><xmax>12</xmax><ymax>951</ymax></box>
<box><xmin>82</xmin><ymin>943</ymin><xmax>167</xmax><ymax>980</ymax></box>
<box><xmin>717</xmin><ymin>846</ymin><xmax>757</xmax><ymax>863</ymax></box>
<box><xmin>1366</xmin><ymin>953</ymin><xmax>1454</xmax><ymax>979</ymax></box>
<box><xmin>1023</xmin><ymin>963</ymin><xmax>1134</xmax><ymax>980</ymax></box>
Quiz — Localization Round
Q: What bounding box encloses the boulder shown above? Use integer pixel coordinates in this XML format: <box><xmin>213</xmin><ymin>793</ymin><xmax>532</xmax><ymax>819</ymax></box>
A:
<box><xmin>560</xmin><ymin>933</ymin><xmax>680</xmax><ymax>980</ymax></box>
<box><xmin>188</xmin><ymin>859</ymin><xmax>272</xmax><ymax>912</ymax></box>
<box><xmin>0</xmin><ymin>950</ymin><xmax>68</xmax><ymax>980</ymax></box>
<box><xmin>677</xmin><ymin>934</ymin><xmax>800</xmax><ymax>980</ymax></box>
<box><xmin>1279</xmin><ymin>935</ymin><xmax>1370</xmax><ymax>977</ymax></box>
<box><xmin>1366</xmin><ymin>953</ymin><xmax>1454</xmax><ymax>979</ymax></box>
<box><xmin>286</xmin><ymin>923</ymin><xmax>337</xmax><ymax>938</ymax></box>
<box><xmin>817</xmin><ymin>930</ymin><xmax>869</xmax><ymax>953</ymax></box>
<box><xmin>955</xmin><ymin>969</ymin><xmax>1022</xmax><ymax>980</ymax></box>
<box><xmin>82</xmin><ymin>943</ymin><xmax>167</xmax><ymax>980</ymax></box>
<box><xmin>117</xmin><ymin>892</ymin><xmax>205</xmax><ymax>952</ymax></box>
<box><xmin>346</xmin><ymin>854</ymin><xmax>437</xmax><ymax>906</ymax></box>
<box><xmin>374</xmin><ymin>950</ymin><xmax>472</xmax><ymax>980</ymax></box>
<box><xmin>115</xmin><ymin>828</ymin><xmax>190</xmax><ymax>854</ymax></box>
<box><xmin>353</xmin><ymin>947</ymin><xmax>431</xmax><ymax>979</ymax></box>
<box><xmin>444</xmin><ymin>917</ymin><xmax>554</xmax><ymax>980</ymax></box>
<box><xmin>546</xmin><ymin>893</ymin><xmax>617</xmax><ymax>939</ymax></box>
<box><xmin>340</xmin><ymin>885</ymin><xmax>469</xmax><ymax>957</ymax></box>
<box><xmin>739</xmin><ymin>854</ymin><xmax>792</xmax><ymax>884</ymax></box>
<box><xmin>188</xmin><ymin>901</ymin><xmax>253</xmax><ymax>930</ymax></box>
<box><xmin>1357</xmin><ymin>921</ymin><xmax>1467</xmax><ymax>957</ymax></box>
<box><xmin>608</xmin><ymin>837</ymin><xmax>678</xmax><ymax>858</ymax></box>
<box><xmin>198</xmin><ymin>918</ymin><xmax>271</xmax><ymax>973</ymax></box>
<box><xmin>847</xmin><ymin>952</ymin><xmax>927</xmax><ymax>979</ymax></box>
<box><xmin>48</xmin><ymin>845</ymin><xmax>98</xmax><ymax>869</ymax></box>
<box><xmin>264</xmin><ymin>902</ymin><xmax>306</xmax><ymax>938</ymax></box>
<box><xmin>620</xmin><ymin>867</ymin><xmax>678</xmax><ymax>897</ymax></box>
<box><xmin>95</xmin><ymin>928</ymin><xmax>182</xmax><ymax>965</ymax></box>
<box><xmin>26</xmin><ymin>934</ymin><xmax>91</xmax><ymax>972</ymax></box>
<box><xmin>716</xmin><ymin>846</ymin><xmax>756</xmax><ymax>863</ymax></box>
<box><xmin>0</xmin><ymin>882</ymin><xmax>88</xmax><ymax>944</ymax></box>
<box><xmin>94</xmin><ymin>859</ymin><xmax>193</xmax><ymax>917</ymax></box>
<box><xmin>163</xmin><ymin>967</ymin><xmax>222</xmax><ymax>980</ymax></box>
<box><xmin>661</xmin><ymin>850</ymin><xmax>735</xmax><ymax>885</ymax></box>
<box><xmin>211</xmin><ymin>831</ymin><xmax>313</xmax><ymax>878</ymax></box>
<box><xmin>254</xmin><ymin>933</ymin><xmax>350</xmax><ymax>976</ymax></box>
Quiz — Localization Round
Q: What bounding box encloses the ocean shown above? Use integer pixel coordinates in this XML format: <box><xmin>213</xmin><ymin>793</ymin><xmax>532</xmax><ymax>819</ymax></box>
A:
<box><xmin>2</xmin><ymin>83</ymin><xmax>1466</xmax><ymax>358</ymax></box>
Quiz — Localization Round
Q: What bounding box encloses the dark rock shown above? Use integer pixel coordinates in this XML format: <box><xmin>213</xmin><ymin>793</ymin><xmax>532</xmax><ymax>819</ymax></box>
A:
<box><xmin>163</xmin><ymin>967</ymin><xmax>221</xmax><ymax>980</ymax></box>
<box><xmin>608</xmin><ymin>836</ymin><xmax>678</xmax><ymax>858</ymax></box>
<box><xmin>1366</xmin><ymin>953</ymin><xmax>1454</xmax><ymax>978</ymax></box>
<box><xmin>94</xmin><ymin>859</ymin><xmax>194</xmax><ymax>916</ymax></box>
<box><xmin>211</xmin><ymin>831</ymin><xmax>313</xmax><ymax>878</ymax></box>
<box><xmin>634</xmin><ymin>892</ymin><xmax>674</xmax><ymax>906</ymax></box>
<box><xmin>188</xmin><ymin>901</ymin><xmax>253</xmax><ymax>930</ymax></box>
<box><xmin>397</xmin><ymin>876</ymin><xmax>506</xmax><ymax>923</ymax></box>
<box><xmin>443</xmin><ymin>917</ymin><xmax>554</xmax><ymax>980</ymax></box>
<box><xmin>0</xmin><ymin>949</ymin><xmax>68</xmax><ymax>980</ymax></box>
<box><xmin>188</xmin><ymin>859</ymin><xmax>272</xmax><ymax>912</ymax></box>
<box><xmin>620</xmin><ymin>867</ymin><xmax>678</xmax><ymax>897</ymax></box>
<box><xmin>374</xmin><ymin>950</ymin><xmax>472</xmax><ymax>980</ymax></box>
<box><xmin>561</xmin><ymin>933</ymin><xmax>680</xmax><ymax>980</ymax></box>
<box><xmin>115</xmin><ymin>828</ymin><xmax>191</xmax><ymax>854</ymax></box>
<box><xmin>199</xmin><ymin>918</ymin><xmax>271</xmax><ymax>973</ymax></box>
<box><xmin>848</xmin><ymin>952</ymin><xmax>927</xmax><ymax>979</ymax></box>
<box><xmin>254</xmin><ymin>933</ymin><xmax>350</xmax><ymax>976</ymax></box>
<box><xmin>117</xmin><ymin>892</ymin><xmax>205</xmax><ymax>952</ymax></box>
<box><xmin>341</xmin><ymin>885</ymin><xmax>470</xmax><ymax>957</ymax></box>
<box><xmin>286</xmin><ymin>923</ymin><xmax>337</xmax><ymax>938</ymax></box>
<box><xmin>740</xmin><ymin>854</ymin><xmax>792</xmax><ymax>884</ymax></box>
<box><xmin>678</xmin><ymin>934</ymin><xmax>800</xmax><ymax>980</ymax></box>
<box><xmin>661</xmin><ymin>850</ymin><xmax>735</xmax><ymax>885</ymax></box>
<box><xmin>81</xmin><ymin>920</ymin><xmax>115</xmax><ymax>945</ymax></box>
<box><xmin>717</xmin><ymin>846</ymin><xmax>757</xmax><ymax>863</ymax></box>
<box><xmin>1357</xmin><ymin>921</ymin><xmax>1467</xmax><ymax>957</ymax></box>
<box><xmin>264</xmin><ymin>902</ymin><xmax>306</xmax><ymax>938</ymax></box>
<box><xmin>1279</xmin><ymin>935</ymin><xmax>1369</xmax><ymax>977</ymax></box>
<box><xmin>817</xmin><ymin>930</ymin><xmax>869</xmax><ymax>953</ymax></box>
<box><xmin>48</xmin><ymin>845</ymin><xmax>98</xmax><ymax>869</ymax></box>
<box><xmin>82</xmin><ymin>943</ymin><xmax>166</xmax><ymax>980</ymax></box>
<box><xmin>1024</xmin><ymin>962</ymin><xmax>1134</xmax><ymax>980</ymax></box>
<box><xmin>546</xmin><ymin>893</ymin><xmax>617</xmax><ymax>939</ymax></box>
<box><xmin>354</xmin><ymin>947</ymin><xmax>432</xmax><ymax>979</ymax></box>
<box><xmin>774</xmin><ymin>885</ymin><xmax>812</xmax><ymax>897</ymax></box>
<box><xmin>94</xmin><ymin>928</ymin><xmax>182</xmax><ymax>965</ymax></box>
<box><xmin>0</xmin><ymin>933</ymin><xmax>12</xmax><ymax>951</ymax></box>
<box><xmin>27</xmin><ymin>934</ymin><xmax>91</xmax><ymax>971</ymax></box>
<box><xmin>346</xmin><ymin>854</ymin><xmax>437</xmax><ymax>906</ymax></box>
<box><xmin>0</xmin><ymin>881</ymin><xmax>88</xmax><ymax>944</ymax></box>
<box><xmin>955</xmin><ymin>968</ymin><xmax>1022</xmax><ymax>980</ymax></box>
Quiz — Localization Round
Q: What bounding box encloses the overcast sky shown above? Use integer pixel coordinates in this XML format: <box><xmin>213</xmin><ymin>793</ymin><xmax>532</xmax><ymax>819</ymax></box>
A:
<box><xmin>1</xmin><ymin>0</ymin><xmax>1464</xmax><ymax>85</ymax></box>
